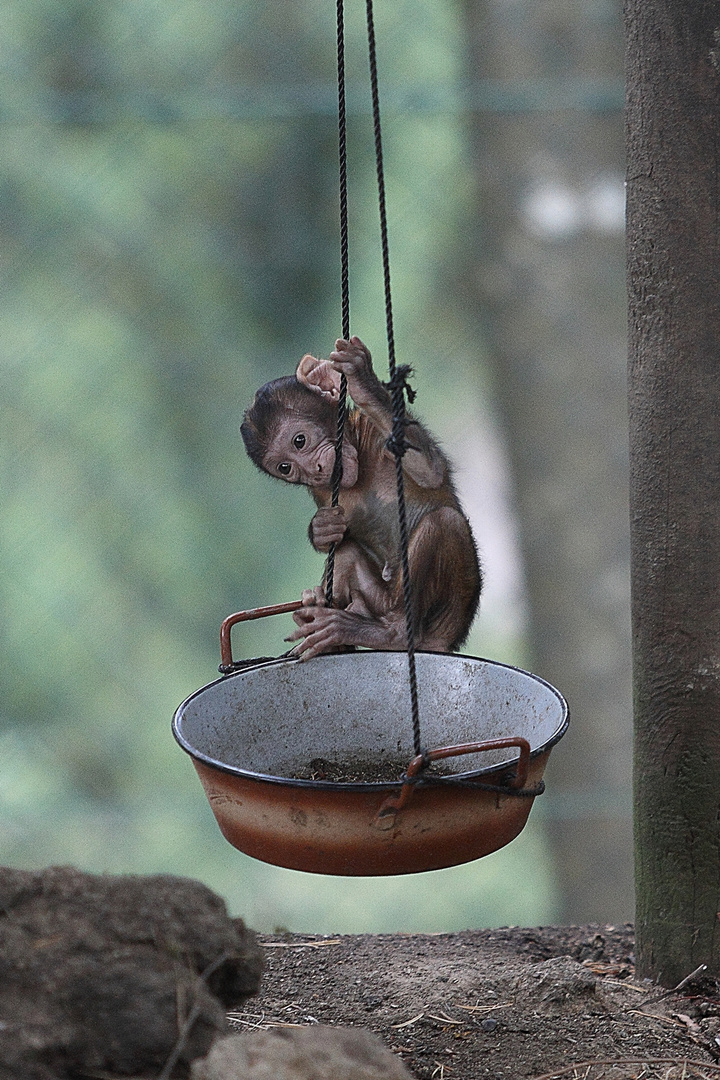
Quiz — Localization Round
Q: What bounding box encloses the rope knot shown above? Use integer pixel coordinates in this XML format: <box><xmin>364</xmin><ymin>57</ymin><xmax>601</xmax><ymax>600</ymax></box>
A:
<box><xmin>384</xmin><ymin>364</ymin><xmax>416</xmax><ymax>403</ymax></box>
<box><xmin>399</xmin><ymin>749</ymin><xmax>431</xmax><ymax>786</ymax></box>
<box><xmin>384</xmin><ymin>365</ymin><xmax>416</xmax><ymax>459</ymax></box>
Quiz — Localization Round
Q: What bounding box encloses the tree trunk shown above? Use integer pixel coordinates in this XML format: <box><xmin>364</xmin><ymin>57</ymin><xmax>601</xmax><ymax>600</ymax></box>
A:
<box><xmin>462</xmin><ymin>0</ymin><xmax>632</xmax><ymax>921</ymax></box>
<box><xmin>627</xmin><ymin>0</ymin><xmax>720</xmax><ymax>985</ymax></box>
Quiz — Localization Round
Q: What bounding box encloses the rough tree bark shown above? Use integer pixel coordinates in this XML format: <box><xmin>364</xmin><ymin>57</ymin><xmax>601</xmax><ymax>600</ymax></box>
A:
<box><xmin>462</xmin><ymin>0</ymin><xmax>632</xmax><ymax>921</ymax></box>
<box><xmin>627</xmin><ymin>0</ymin><xmax>720</xmax><ymax>985</ymax></box>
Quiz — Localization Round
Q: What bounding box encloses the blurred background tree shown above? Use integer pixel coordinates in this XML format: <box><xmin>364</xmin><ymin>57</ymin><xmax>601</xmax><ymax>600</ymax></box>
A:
<box><xmin>462</xmin><ymin>0</ymin><xmax>630</xmax><ymax>922</ymax></box>
<box><xmin>0</xmin><ymin>0</ymin><xmax>625</xmax><ymax>931</ymax></box>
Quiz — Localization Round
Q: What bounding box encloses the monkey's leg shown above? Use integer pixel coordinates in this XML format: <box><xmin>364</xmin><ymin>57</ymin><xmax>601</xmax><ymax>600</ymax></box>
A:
<box><xmin>398</xmin><ymin>507</ymin><xmax>481</xmax><ymax>653</ymax></box>
<box><xmin>317</xmin><ymin>541</ymin><xmax>389</xmax><ymax>615</ymax></box>
<box><xmin>288</xmin><ymin>543</ymin><xmax>406</xmax><ymax>658</ymax></box>
<box><xmin>288</xmin><ymin>514</ymin><xmax>480</xmax><ymax>658</ymax></box>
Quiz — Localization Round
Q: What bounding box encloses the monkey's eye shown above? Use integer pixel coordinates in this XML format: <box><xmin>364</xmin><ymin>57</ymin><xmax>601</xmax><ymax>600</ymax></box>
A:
<box><xmin>277</xmin><ymin>463</ymin><xmax>292</xmax><ymax>476</ymax></box>
<box><xmin>292</xmin><ymin>433</ymin><xmax>307</xmax><ymax>450</ymax></box>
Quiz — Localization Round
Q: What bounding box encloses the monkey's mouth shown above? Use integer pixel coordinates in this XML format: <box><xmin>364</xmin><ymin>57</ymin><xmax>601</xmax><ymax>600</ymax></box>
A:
<box><xmin>309</xmin><ymin>474</ymin><xmax>332</xmax><ymax>489</ymax></box>
<box><xmin>311</xmin><ymin>445</ymin><xmax>358</xmax><ymax>489</ymax></box>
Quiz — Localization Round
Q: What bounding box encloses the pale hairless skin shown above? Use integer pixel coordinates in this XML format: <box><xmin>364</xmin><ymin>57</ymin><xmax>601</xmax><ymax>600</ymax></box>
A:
<box><xmin>253</xmin><ymin>336</ymin><xmax>481</xmax><ymax>660</ymax></box>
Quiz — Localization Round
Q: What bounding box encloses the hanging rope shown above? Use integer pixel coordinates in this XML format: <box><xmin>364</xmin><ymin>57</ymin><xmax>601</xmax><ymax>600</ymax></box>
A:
<box><xmin>365</xmin><ymin>0</ymin><xmax>422</xmax><ymax>758</ymax></box>
<box><xmin>324</xmin><ymin>0</ymin><xmax>351</xmax><ymax>609</ymax></box>
<box><xmin>326</xmin><ymin>0</ymin><xmax>423</xmax><ymax>760</ymax></box>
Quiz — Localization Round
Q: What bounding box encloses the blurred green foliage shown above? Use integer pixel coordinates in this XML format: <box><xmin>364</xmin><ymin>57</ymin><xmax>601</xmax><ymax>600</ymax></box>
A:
<box><xmin>0</xmin><ymin>0</ymin><xmax>558</xmax><ymax>931</ymax></box>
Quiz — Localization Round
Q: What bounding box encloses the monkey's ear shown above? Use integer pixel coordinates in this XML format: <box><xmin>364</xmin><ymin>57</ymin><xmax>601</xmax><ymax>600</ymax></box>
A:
<box><xmin>296</xmin><ymin>354</ymin><xmax>342</xmax><ymax>402</ymax></box>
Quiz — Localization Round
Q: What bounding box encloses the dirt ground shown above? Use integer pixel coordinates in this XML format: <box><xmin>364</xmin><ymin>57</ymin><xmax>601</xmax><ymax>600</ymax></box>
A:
<box><xmin>231</xmin><ymin>923</ymin><xmax>720</xmax><ymax>1080</ymax></box>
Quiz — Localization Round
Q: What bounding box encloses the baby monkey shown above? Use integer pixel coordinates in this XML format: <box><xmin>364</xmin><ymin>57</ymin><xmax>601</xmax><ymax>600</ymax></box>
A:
<box><xmin>241</xmin><ymin>336</ymin><xmax>481</xmax><ymax>659</ymax></box>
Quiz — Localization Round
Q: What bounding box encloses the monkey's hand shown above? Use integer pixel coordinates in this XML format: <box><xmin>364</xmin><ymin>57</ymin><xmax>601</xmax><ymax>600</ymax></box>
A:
<box><xmin>328</xmin><ymin>337</ymin><xmax>381</xmax><ymax>402</ymax></box>
<box><xmin>309</xmin><ymin>506</ymin><xmax>347</xmax><ymax>552</ymax></box>
<box><xmin>300</xmin><ymin>585</ymin><xmax>328</xmax><ymax>607</ymax></box>
<box><xmin>285</xmin><ymin>606</ymin><xmax>369</xmax><ymax>660</ymax></box>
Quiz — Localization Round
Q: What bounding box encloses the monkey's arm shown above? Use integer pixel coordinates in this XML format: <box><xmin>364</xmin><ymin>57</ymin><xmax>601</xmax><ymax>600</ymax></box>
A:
<box><xmin>329</xmin><ymin>337</ymin><xmax>446</xmax><ymax>488</ymax></box>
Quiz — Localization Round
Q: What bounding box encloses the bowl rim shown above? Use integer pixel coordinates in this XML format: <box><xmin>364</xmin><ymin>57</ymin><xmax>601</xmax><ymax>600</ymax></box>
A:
<box><xmin>171</xmin><ymin>650</ymin><xmax>569</xmax><ymax>790</ymax></box>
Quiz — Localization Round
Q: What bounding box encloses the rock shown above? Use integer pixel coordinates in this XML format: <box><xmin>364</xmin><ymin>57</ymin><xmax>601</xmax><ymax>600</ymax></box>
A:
<box><xmin>192</xmin><ymin>1028</ymin><xmax>413</xmax><ymax>1080</ymax></box>
<box><xmin>0</xmin><ymin>865</ymin><xmax>263</xmax><ymax>1080</ymax></box>
<box><xmin>514</xmin><ymin>955</ymin><xmax>603</xmax><ymax>1015</ymax></box>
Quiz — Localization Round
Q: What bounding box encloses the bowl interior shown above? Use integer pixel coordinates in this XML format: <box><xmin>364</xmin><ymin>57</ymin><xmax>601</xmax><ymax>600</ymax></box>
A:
<box><xmin>174</xmin><ymin>652</ymin><xmax>568</xmax><ymax>781</ymax></box>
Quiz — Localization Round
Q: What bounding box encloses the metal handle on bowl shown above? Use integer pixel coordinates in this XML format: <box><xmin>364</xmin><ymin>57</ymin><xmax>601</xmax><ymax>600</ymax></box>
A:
<box><xmin>373</xmin><ymin>736</ymin><xmax>531</xmax><ymax>829</ymax></box>
<box><xmin>220</xmin><ymin>602</ymin><xmax>303</xmax><ymax>672</ymax></box>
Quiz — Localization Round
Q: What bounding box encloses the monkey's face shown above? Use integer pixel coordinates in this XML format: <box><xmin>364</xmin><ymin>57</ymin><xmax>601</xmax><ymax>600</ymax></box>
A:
<box><xmin>262</xmin><ymin>417</ymin><xmax>359</xmax><ymax>489</ymax></box>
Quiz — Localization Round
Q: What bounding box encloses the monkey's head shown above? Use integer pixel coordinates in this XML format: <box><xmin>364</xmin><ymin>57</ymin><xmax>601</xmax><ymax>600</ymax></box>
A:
<box><xmin>241</xmin><ymin>356</ymin><xmax>359</xmax><ymax>489</ymax></box>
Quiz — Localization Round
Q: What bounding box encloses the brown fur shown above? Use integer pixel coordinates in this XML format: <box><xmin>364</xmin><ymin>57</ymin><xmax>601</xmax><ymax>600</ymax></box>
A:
<box><xmin>242</xmin><ymin>337</ymin><xmax>481</xmax><ymax>657</ymax></box>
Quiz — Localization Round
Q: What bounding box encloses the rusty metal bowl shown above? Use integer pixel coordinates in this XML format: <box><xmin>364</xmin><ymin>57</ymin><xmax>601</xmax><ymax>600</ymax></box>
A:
<box><xmin>173</xmin><ymin>649</ymin><xmax>568</xmax><ymax>876</ymax></box>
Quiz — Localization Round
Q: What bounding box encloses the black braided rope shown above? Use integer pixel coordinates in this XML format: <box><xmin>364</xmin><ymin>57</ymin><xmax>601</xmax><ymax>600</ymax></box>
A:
<box><xmin>324</xmin><ymin>374</ymin><xmax>347</xmax><ymax>606</ymax></box>
<box><xmin>365</xmin><ymin>0</ymin><xmax>395</xmax><ymax>372</ymax></box>
<box><xmin>325</xmin><ymin>0</ymin><xmax>424</xmax><ymax>762</ymax></box>
<box><xmin>325</xmin><ymin>0</ymin><xmax>351</xmax><ymax>609</ymax></box>
<box><xmin>365</xmin><ymin>0</ymin><xmax>422</xmax><ymax>758</ymax></box>
<box><xmin>336</xmin><ymin>0</ymin><xmax>350</xmax><ymax>345</ymax></box>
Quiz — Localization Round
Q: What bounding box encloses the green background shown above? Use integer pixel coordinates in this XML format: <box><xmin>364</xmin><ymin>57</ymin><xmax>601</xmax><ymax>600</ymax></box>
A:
<box><xmin>0</xmin><ymin>0</ymin><xmax>558</xmax><ymax>932</ymax></box>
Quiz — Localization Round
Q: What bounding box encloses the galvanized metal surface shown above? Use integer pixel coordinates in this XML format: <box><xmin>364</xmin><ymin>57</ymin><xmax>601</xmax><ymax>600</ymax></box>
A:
<box><xmin>173</xmin><ymin>651</ymin><xmax>568</xmax><ymax>876</ymax></box>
